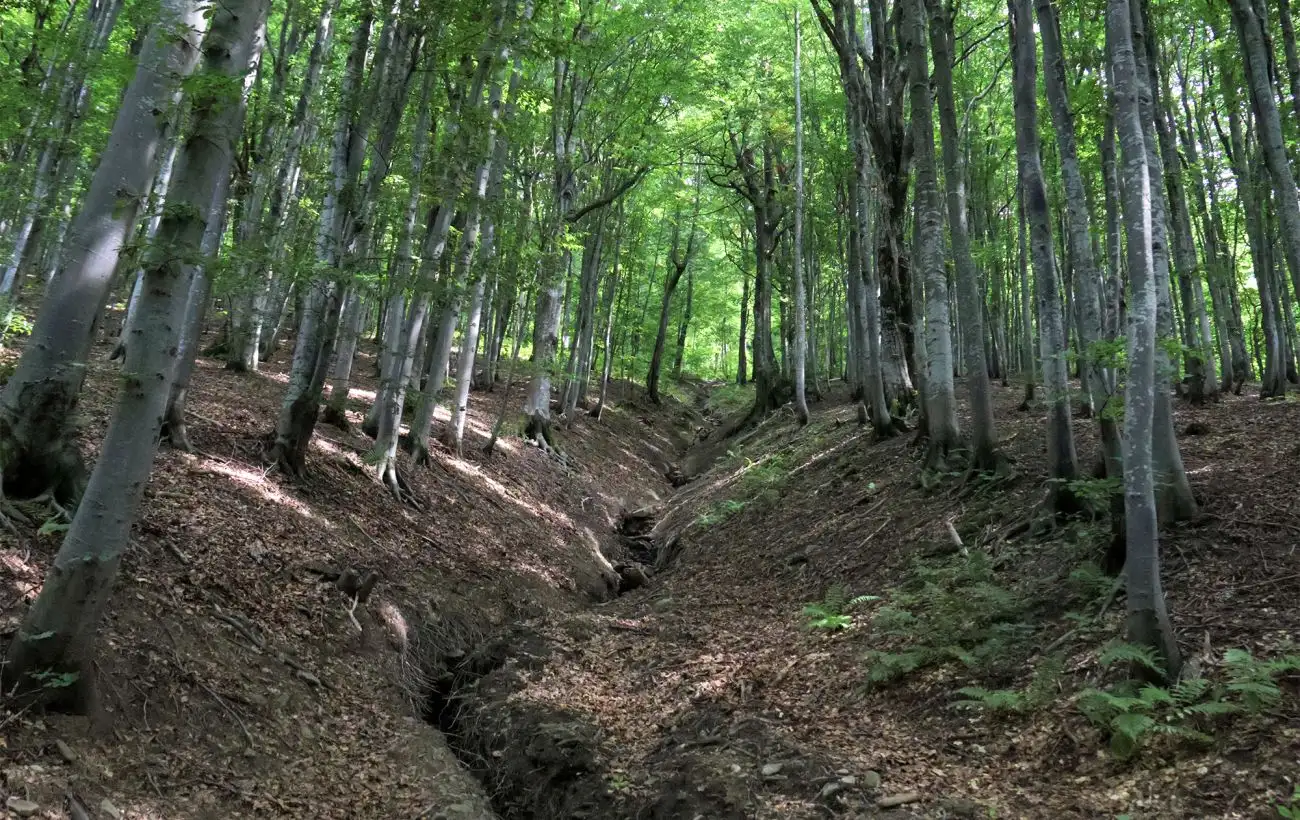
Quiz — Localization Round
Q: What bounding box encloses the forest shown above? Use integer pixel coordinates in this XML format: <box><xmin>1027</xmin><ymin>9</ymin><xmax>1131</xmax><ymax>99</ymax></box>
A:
<box><xmin>1</xmin><ymin>0</ymin><xmax>1299</xmax><ymax>815</ymax></box>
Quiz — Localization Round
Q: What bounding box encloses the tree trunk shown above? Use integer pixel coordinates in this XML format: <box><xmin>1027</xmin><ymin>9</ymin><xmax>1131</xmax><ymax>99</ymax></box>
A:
<box><xmin>1035</xmin><ymin>0</ymin><xmax>1121</xmax><ymax>481</ymax></box>
<box><xmin>930</xmin><ymin>0</ymin><xmax>998</xmax><ymax>468</ymax></box>
<box><xmin>267</xmin><ymin>11</ymin><xmax>372</xmax><ymax>476</ymax></box>
<box><xmin>1011</xmin><ymin>0</ymin><xmax>1079</xmax><ymax>510</ymax></box>
<box><xmin>4</xmin><ymin>0</ymin><xmax>267</xmax><ymax>705</ymax></box>
<box><xmin>1107</xmin><ymin>0</ymin><xmax>1180</xmax><ymax>679</ymax></box>
<box><xmin>322</xmin><ymin>288</ymin><xmax>365</xmax><ymax>428</ymax></box>
<box><xmin>1129</xmin><ymin>0</ymin><xmax>1197</xmax><ymax>523</ymax></box>
<box><xmin>791</xmin><ymin>6</ymin><xmax>810</xmax><ymax>426</ymax></box>
<box><xmin>0</xmin><ymin>0</ymin><xmax>206</xmax><ymax>505</ymax></box>
<box><xmin>907</xmin><ymin>0</ymin><xmax>958</xmax><ymax>467</ymax></box>
<box><xmin>1230</xmin><ymin>0</ymin><xmax>1300</xmax><ymax>339</ymax></box>
<box><xmin>647</xmin><ymin>200</ymin><xmax>696</xmax><ymax>404</ymax></box>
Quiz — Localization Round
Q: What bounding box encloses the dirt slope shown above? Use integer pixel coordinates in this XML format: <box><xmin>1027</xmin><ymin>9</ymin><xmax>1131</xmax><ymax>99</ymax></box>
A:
<box><xmin>0</xmin><ymin>329</ymin><xmax>699</xmax><ymax>820</ymax></box>
<box><xmin>455</xmin><ymin>381</ymin><xmax>1300</xmax><ymax>819</ymax></box>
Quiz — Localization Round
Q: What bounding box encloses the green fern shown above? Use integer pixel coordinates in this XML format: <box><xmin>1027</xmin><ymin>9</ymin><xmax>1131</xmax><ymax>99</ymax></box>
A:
<box><xmin>1097</xmin><ymin>640</ymin><xmax>1166</xmax><ymax>675</ymax></box>
<box><xmin>953</xmin><ymin>686</ymin><xmax>1028</xmax><ymax>713</ymax></box>
<box><xmin>802</xmin><ymin>585</ymin><xmax>880</xmax><ymax>631</ymax></box>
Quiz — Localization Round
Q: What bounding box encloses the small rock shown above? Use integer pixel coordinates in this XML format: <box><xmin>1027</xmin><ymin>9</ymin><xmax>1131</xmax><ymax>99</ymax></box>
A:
<box><xmin>6</xmin><ymin>797</ymin><xmax>39</xmax><ymax>817</ymax></box>
<box><xmin>840</xmin><ymin>775</ymin><xmax>857</xmax><ymax>786</ymax></box>
<box><xmin>100</xmin><ymin>798</ymin><xmax>124</xmax><ymax>820</ymax></box>
<box><xmin>877</xmin><ymin>792</ymin><xmax>921</xmax><ymax>808</ymax></box>
<box><xmin>761</xmin><ymin>763</ymin><xmax>783</xmax><ymax>777</ymax></box>
<box><xmin>55</xmin><ymin>738</ymin><xmax>76</xmax><ymax>762</ymax></box>
<box><xmin>862</xmin><ymin>770</ymin><xmax>882</xmax><ymax>790</ymax></box>
<box><xmin>939</xmin><ymin>797</ymin><xmax>983</xmax><ymax>818</ymax></box>
<box><xmin>836</xmin><ymin>768</ymin><xmax>850</xmax><ymax>776</ymax></box>
<box><xmin>819</xmin><ymin>781</ymin><xmax>845</xmax><ymax>800</ymax></box>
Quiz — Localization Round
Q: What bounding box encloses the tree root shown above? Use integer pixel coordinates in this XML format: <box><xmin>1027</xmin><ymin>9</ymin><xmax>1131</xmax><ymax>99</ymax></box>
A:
<box><xmin>380</xmin><ymin>462</ymin><xmax>421</xmax><ymax>508</ymax></box>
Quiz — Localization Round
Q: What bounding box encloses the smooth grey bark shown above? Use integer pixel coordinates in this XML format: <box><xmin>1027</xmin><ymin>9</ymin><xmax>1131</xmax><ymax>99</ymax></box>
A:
<box><xmin>1</xmin><ymin>0</ymin><xmax>125</xmax><ymax>298</ymax></box>
<box><xmin>268</xmin><ymin>11</ymin><xmax>372</xmax><ymax>476</ymax></box>
<box><xmin>647</xmin><ymin>192</ymin><xmax>698</xmax><ymax>405</ymax></box>
<box><xmin>1176</xmin><ymin>72</ymin><xmax>1246</xmax><ymax>391</ymax></box>
<box><xmin>1107</xmin><ymin>0</ymin><xmax>1179</xmax><ymax>679</ymax></box>
<box><xmin>231</xmin><ymin>0</ymin><xmax>338</xmax><ymax>372</ymax></box>
<box><xmin>364</xmin><ymin>55</ymin><xmax>434</xmax><ymax>438</ymax></box>
<box><xmin>1011</xmin><ymin>0</ymin><xmax>1079</xmax><ymax>510</ymax></box>
<box><xmin>3</xmin><ymin>0</ymin><xmax>267</xmax><ymax>705</ymax></box>
<box><xmin>1035</xmin><ymin>0</ymin><xmax>1121</xmax><ymax>481</ymax></box>
<box><xmin>409</xmin><ymin>65</ymin><xmax>511</xmax><ymax>465</ymax></box>
<box><xmin>929</xmin><ymin>0</ymin><xmax>998</xmax><ymax>469</ymax></box>
<box><xmin>0</xmin><ymin>0</ymin><xmax>206</xmax><ymax>505</ymax></box>
<box><xmin>1129</xmin><ymin>0</ymin><xmax>1196</xmax><ymax>523</ymax></box>
<box><xmin>322</xmin><ymin>288</ymin><xmax>365</xmax><ymax>427</ymax></box>
<box><xmin>562</xmin><ymin>199</ymin><xmax>608</xmax><ymax>417</ymax></box>
<box><xmin>1016</xmin><ymin>185</ymin><xmax>1037</xmax><ymax>406</ymax></box>
<box><xmin>1230</xmin><ymin>0</ymin><xmax>1300</xmax><ymax>340</ymax></box>
<box><xmin>442</xmin><ymin>59</ymin><xmax>521</xmax><ymax>457</ymax></box>
<box><xmin>591</xmin><ymin>200</ymin><xmax>624</xmax><ymax>419</ymax></box>
<box><xmin>907</xmin><ymin>0</ymin><xmax>958</xmax><ymax>467</ymax></box>
<box><xmin>792</xmin><ymin>5</ymin><xmax>810</xmax><ymax>426</ymax></box>
<box><xmin>1145</xmin><ymin>32</ymin><xmax>1215</xmax><ymax>399</ymax></box>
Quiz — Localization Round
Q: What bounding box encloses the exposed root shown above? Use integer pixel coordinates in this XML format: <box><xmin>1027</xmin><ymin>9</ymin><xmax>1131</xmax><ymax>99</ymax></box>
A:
<box><xmin>380</xmin><ymin>461</ymin><xmax>421</xmax><ymax>508</ymax></box>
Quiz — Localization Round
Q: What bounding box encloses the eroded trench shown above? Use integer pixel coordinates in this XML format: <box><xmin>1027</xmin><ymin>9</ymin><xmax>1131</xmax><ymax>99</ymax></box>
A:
<box><xmin>407</xmin><ymin>489</ymin><xmax>770</xmax><ymax>820</ymax></box>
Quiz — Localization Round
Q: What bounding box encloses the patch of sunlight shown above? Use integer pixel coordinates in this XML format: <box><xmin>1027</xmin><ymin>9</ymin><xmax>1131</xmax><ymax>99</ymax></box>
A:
<box><xmin>192</xmin><ymin>456</ymin><xmax>331</xmax><ymax>524</ymax></box>
<box><xmin>312</xmin><ymin>437</ymin><xmax>342</xmax><ymax>455</ymax></box>
<box><xmin>377</xmin><ymin>600</ymin><xmax>409</xmax><ymax>653</ymax></box>
<box><xmin>348</xmin><ymin>386</ymin><xmax>377</xmax><ymax>403</ymax></box>
<box><xmin>790</xmin><ymin>429</ymin><xmax>868</xmax><ymax>478</ymax></box>
<box><xmin>1</xmin><ymin>549</ymin><xmax>41</xmax><ymax>603</ymax></box>
<box><xmin>442</xmin><ymin>458</ymin><xmax>574</xmax><ymax>530</ymax></box>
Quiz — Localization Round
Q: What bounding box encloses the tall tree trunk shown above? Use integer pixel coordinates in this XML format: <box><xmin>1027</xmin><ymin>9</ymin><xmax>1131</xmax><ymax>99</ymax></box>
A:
<box><xmin>591</xmin><ymin>201</ymin><xmax>624</xmax><ymax>419</ymax></box>
<box><xmin>791</xmin><ymin>6</ymin><xmax>810</xmax><ymax>426</ymax></box>
<box><xmin>0</xmin><ymin>0</ymin><xmax>206</xmax><ymax>506</ymax></box>
<box><xmin>671</xmin><ymin>271</ymin><xmax>694</xmax><ymax>381</ymax></box>
<box><xmin>647</xmin><ymin>198</ymin><xmax>697</xmax><ymax>404</ymax></box>
<box><xmin>1107</xmin><ymin>0</ymin><xmax>1179</xmax><ymax>679</ymax></box>
<box><xmin>1035</xmin><ymin>0</ymin><xmax>1121</xmax><ymax>480</ymax></box>
<box><xmin>907</xmin><ymin>0</ymin><xmax>958</xmax><ymax>467</ymax></box>
<box><xmin>322</xmin><ymin>288</ymin><xmax>365</xmax><ymax>428</ymax></box>
<box><xmin>3</xmin><ymin>0</ymin><xmax>267</xmax><ymax>705</ymax></box>
<box><xmin>1129</xmin><ymin>0</ymin><xmax>1196</xmax><ymax>522</ymax></box>
<box><xmin>930</xmin><ymin>0</ymin><xmax>999</xmax><ymax>469</ymax></box>
<box><xmin>444</xmin><ymin>57</ymin><xmax>520</xmax><ymax>456</ymax></box>
<box><xmin>268</xmin><ymin>12</ymin><xmax>373</xmax><ymax>476</ymax></box>
<box><xmin>1230</xmin><ymin>0</ymin><xmax>1300</xmax><ymax>335</ymax></box>
<box><xmin>1011</xmin><ymin>0</ymin><xmax>1079</xmax><ymax>511</ymax></box>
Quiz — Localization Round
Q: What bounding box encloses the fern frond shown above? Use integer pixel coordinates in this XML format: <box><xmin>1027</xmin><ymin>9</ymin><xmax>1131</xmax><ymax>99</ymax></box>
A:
<box><xmin>1098</xmin><ymin>640</ymin><xmax>1164</xmax><ymax>674</ymax></box>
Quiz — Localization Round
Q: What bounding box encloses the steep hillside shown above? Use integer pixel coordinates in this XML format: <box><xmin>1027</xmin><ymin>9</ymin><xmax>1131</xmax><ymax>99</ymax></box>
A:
<box><xmin>449</xmin><ymin>380</ymin><xmax>1300</xmax><ymax>819</ymax></box>
<box><xmin>0</xmin><ymin>328</ymin><xmax>699</xmax><ymax>819</ymax></box>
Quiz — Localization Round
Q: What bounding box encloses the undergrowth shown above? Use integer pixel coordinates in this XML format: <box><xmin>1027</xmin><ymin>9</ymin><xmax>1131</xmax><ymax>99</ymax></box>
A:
<box><xmin>695</xmin><ymin>452</ymin><xmax>789</xmax><ymax>529</ymax></box>
<box><xmin>861</xmin><ymin>551</ymin><xmax>1033</xmax><ymax>686</ymax></box>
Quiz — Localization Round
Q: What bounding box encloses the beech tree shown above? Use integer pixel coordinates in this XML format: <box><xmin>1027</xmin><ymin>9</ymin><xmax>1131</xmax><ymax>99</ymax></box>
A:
<box><xmin>4</xmin><ymin>0</ymin><xmax>268</xmax><ymax>703</ymax></box>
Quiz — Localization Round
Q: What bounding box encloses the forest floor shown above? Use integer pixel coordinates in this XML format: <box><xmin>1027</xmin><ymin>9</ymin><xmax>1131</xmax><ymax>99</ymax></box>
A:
<box><xmin>0</xmin><ymin>323</ymin><xmax>701</xmax><ymax>820</ymax></box>
<box><xmin>2</xmin><ymin>326</ymin><xmax>1299</xmax><ymax>820</ymax></box>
